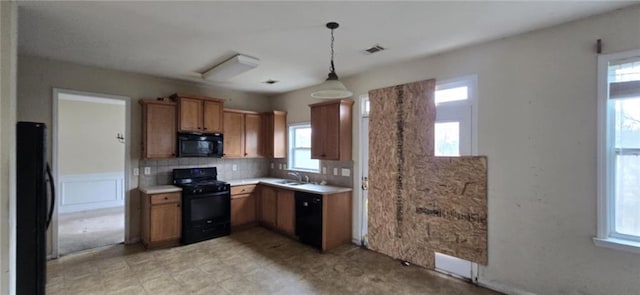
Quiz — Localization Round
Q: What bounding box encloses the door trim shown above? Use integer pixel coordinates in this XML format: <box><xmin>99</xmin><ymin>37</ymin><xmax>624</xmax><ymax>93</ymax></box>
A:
<box><xmin>51</xmin><ymin>88</ymin><xmax>131</xmax><ymax>259</ymax></box>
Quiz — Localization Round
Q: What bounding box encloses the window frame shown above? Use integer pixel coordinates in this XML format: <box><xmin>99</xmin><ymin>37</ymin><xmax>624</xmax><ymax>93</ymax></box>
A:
<box><xmin>287</xmin><ymin>122</ymin><xmax>319</xmax><ymax>173</ymax></box>
<box><xmin>595</xmin><ymin>48</ymin><xmax>640</xmax><ymax>254</ymax></box>
<box><xmin>435</xmin><ymin>74</ymin><xmax>478</xmax><ymax>156</ymax></box>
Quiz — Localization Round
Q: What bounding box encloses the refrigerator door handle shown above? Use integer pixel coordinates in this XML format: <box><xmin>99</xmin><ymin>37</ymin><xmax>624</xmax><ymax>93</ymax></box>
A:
<box><xmin>45</xmin><ymin>163</ymin><xmax>55</xmax><ymax>229</ymax></box>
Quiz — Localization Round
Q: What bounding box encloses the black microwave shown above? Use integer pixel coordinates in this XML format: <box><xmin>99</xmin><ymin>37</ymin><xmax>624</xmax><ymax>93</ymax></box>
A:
<box><xmin>177</xmin><ymin>133</ymin><xmax>223</xmax><ymax>158</ymax></box>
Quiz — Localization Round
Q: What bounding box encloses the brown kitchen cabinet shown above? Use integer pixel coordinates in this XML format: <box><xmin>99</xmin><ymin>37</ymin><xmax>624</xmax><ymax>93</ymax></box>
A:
<box><xmin>141</xmin><ymin>191</ymin><xmax>182</xmax><ymax>248</ymax></box>
<box><xmin>309</xmin><ymin>99</ymin><xmax>353</xmax><ymax>160</ymax></box>
<box><xmin>223</xmin><ymin>109</ymin><xmax>264</xmax><ymax>158</ymax></box>
<box><xmin>257</xmin><ymin>185</ymin><xmax>296</xmax><ymax>236</ymax></box>
<box><xmin>140</xmin><ymin>100</ymin><xmax>176</xmax><ymax>159</ymax></box>
<box><xmin>263</xmin><ymin>110</ymin><xmax>287</xmax><ymax>158</ymax></box>
<box><xmin>230</xmin><ymin>185</ymin><xmax>257</xmax><ymax>229</ymax></box>
<box><xmin>276</xmin><ymin>189</ymin><xmax>295</xmax><ymax>236</ymax></box>
<box><xmin>172</xmin><ymin>93</ymin><xmax>224</xmax><ymax>133</ymax></box>
<box><xmin>258</xmin><ymin>185</ymin><xmax>277</xmax><ymax>228</ymax></box>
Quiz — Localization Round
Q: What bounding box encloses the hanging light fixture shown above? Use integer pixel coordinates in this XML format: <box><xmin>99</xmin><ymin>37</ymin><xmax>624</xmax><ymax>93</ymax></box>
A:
<box><xmin>311</xmin><ymin>22</ymin><xmax>353</xmax><ymax>99</ymax></box>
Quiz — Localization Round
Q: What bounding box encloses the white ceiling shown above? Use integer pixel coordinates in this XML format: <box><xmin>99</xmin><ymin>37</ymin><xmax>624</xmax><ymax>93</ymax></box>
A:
<box><xmin>17</xmin><ymin>1</ymin><xmax>635</xmax><ymax>95</ymax></box>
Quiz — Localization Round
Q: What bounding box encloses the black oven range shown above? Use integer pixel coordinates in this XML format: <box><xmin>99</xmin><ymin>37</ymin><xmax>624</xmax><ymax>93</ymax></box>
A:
<box><xmin>172</xmin><ymin>167</ymin><xmax>230</xmax><ymax>244</ymax></box>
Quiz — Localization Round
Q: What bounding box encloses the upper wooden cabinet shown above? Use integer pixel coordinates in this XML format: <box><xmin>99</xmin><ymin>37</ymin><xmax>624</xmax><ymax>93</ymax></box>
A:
<box><xmin>223</xmin><ymin>109</ymin><xmax>264</xmax><ymax>158</ymax></box>
<box><xmin>172</xmin><ymin>93</ymin><xmax>224</xmax><ymax>133</ymax></box>
<box><xmin>140</xmin><ymin>100</ymin><xmax>176</xmax><ymax>159</ymax></box>
<box><xmin>263</xmin><ymin>111</ymin><xmax>287</xmax><ymax>158</ymax></box>
<box><xmin>310</xmin><ymin>99</ymin><xmax>354</xmax><ymax>160</ymax></box>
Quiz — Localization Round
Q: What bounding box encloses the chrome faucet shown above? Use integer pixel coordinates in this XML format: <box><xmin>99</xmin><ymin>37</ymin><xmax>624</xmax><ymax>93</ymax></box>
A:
<box><xmin>287</xmin><ymin>171</ymin><xmax>302</xmax><ymax>182</ymax></box>
<box><xmin>303</xmin><ymin>174</ymin><xmax>310</xmax><ymax>183</ymax></box>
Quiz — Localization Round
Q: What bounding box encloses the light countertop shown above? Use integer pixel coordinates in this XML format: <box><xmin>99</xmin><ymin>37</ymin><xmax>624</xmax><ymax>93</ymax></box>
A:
<box><xmin>139</xmin><ymin>185</ymin><xmax>182</xmax><ymax>194</ymax></box>
<box><xmin>225</xmin><ymin>178</ymin><xmax>352</xmax><ymax>195</ymax></box>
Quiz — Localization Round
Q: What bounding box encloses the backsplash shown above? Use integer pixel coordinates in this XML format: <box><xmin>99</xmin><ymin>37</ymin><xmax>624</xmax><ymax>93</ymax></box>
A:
<box><xmin>138</xmin><ymin>157</ymin><xmax>354</xmax><ymax>188</ymax></box>
<box><xmin>138</xmin><ymin>158</ymin><xmax>269</xmax><ymax>187</ymax></box>
<box><xmin>268</xmin><ymin>158</ymin><xmax>354</xmax><ymax>188</ymax></box>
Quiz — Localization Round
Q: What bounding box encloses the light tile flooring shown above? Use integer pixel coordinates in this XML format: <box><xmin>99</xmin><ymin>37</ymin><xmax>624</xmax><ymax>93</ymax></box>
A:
<box><xmin>47</xmin><ymin>227</ymin><xmax>500</xmax><ymax>295</ymax></box>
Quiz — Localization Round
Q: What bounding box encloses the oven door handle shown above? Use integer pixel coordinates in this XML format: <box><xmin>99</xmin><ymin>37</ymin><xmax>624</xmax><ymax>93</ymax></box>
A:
<box><xmin>186</xmin><ymin>191</ymin><xmax>230</xmax><ymax>198</ymax></box>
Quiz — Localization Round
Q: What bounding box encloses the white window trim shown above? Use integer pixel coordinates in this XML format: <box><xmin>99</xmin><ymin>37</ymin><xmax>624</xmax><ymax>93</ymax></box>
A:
<box><xmin>595</xmin><ymin>48</ymin><xmax>640</xmax><ymax>254</ymax></box>
<box><xmin>435</xmin><ymin>74</ymin><xmax>478</xmax><ymax>155</ymax></box>
<box><xmin>287</xmin><ymin>122</ymin><xmax>319</xmax><ymax>173</ymax></box>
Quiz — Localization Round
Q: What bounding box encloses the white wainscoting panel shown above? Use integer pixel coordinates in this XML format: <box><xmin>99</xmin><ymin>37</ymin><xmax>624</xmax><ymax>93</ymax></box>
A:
<box><xmin>59</xmin><ymin>172</ymin><xmax>124</xmax><ymax>213</ymax></box>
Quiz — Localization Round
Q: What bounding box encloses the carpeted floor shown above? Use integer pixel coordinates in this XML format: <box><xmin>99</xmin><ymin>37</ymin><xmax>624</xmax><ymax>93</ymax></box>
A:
<box><xmin>58</xmin><ymin>207</ymin><xmax>125</xmax><ymax>256</ymax></box>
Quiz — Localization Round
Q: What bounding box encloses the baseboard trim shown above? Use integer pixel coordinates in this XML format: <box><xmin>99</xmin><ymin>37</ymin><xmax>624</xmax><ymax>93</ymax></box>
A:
<box><xmin>477</xmin><ymin>278</ymin><xmax>536</xmax><ymax>295</ymax></box>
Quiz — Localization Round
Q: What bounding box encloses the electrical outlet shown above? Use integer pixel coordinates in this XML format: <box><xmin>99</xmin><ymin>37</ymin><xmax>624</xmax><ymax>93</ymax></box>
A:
<box><xmin>341</xmin><ymin>168</ymin><xmax>350</xmax><ymax>177</ymax></box>
<box><xmin>232</xmin><ymin>164</ymin><xmax>237</xmax><ymax>171</ymax></box>
<box><xmin>333</xmin><ymin>168</ymin><xmax>338</xmax><ymax>175</ymax></box>
<box><xmin>284</xmin><ymin>164</ymin><xmax>287</xmax><ymax>169</ymax></box>
<box><xmin>133</xmin><ymin>168</ymin><xmax>139</xmax><ymax>176</ymax></box>
<box><xmin>271</xmin><ymin>163</ymin><xmax>274</xmax><ymax>169</ymax></box>
<box><xmin>322</xmin><ymin>167</ymin><xmax>327</xmax><ymax>174</ymax></box>
<box><xmin>144</xmin><ymin>167</ymin><xmax>150</xmax><ymax>175</ymax></box>
<box><xmin>278</xmin><ymin>164</ymin><xmax>282</xmax><ymax>170</ymax></box>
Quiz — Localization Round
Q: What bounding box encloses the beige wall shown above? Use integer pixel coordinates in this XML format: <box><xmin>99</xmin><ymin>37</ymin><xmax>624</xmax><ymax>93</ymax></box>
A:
<box><xmin>58</xmin><ymin>99</ymin><xmax>125</xmax><ymax>175</ymax></box>
<box><xmin>17</xmin><ymin>55</ymin><xmax>272</xmax><ymax>250</ymax></box>
<box><xmin>0</xmin><ymin>1</ymin><xmax>17</xmax><ymax>293</ymax></box>
<box><xmin>272</xmin><ymin>6</ymin><xmax>640</xmax><ymax>295</ymax></box>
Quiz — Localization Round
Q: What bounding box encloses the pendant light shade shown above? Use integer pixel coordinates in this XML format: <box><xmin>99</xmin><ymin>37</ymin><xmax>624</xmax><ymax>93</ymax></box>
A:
<box><xmin>311</xmin><ymin>22</ymin><xmax>353</xmax><ymax>99</ymax></box>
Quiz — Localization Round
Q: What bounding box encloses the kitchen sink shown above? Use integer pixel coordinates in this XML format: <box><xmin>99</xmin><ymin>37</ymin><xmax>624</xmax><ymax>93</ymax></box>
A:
<box><xmin>274</xmin><ymin>180</ymin><xmax>305</xmax><ymax>186</ymax></box>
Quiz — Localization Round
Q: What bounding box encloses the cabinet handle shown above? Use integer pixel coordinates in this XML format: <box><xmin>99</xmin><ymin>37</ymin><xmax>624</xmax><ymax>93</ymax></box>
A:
<box><xmin>244</xmin><ymin>153</ymin><xmax>248</xmax><ymax>156</ymax></box>
<box><xmin>164</xmin><ymin>197</ymin><xmax>168</xmax><ymax>200</ymax></box>
<box><xmin>203</xmin><ymin>127</ymin><xmax>207</xmax><ymax>130</ymax></box>
<box><xmin>241</xmin><ymin>189</ymin><xmax>246</xmax><ymax>192</ymax></box>
<box><xmin>197</xmin><ymin>127</ymin><xmax>202</xmax><ymax>130</ymax></box>
<box><xmin>177</xmin><ymin>204</ymin><xmax>180</xmax><ymax>207</ymax></box>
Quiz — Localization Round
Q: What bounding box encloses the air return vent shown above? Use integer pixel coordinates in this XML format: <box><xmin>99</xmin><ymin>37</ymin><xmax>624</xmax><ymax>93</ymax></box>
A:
<box><xmin>363</xmin><ymin>44</ymin><xmax>385</xmax><ymax>55</ymax></box>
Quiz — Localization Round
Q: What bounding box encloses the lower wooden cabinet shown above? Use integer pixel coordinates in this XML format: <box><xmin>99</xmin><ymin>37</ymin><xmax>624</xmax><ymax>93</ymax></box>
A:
<box><xmin>141</xmin><ymin>191</ymin><xmax>181</xmax><ymax>248</ymax></box>
<box><xmin>231</xmin><ymin>185</ymin><xmax>257</xmax><ymax>229</ymax></box>
<box><xmin>258</xmin><ymin>185</ymin><xmax>295</xmax><ymax>236</ymax></box>
<box><xmin>258</xmin><ymin>186</ymin><xmax>278</xmax><ymax>228</ymax></box>
<box><xmin>276</xmin><ymin>189</ymin><xmax>295</xmax><ymax>236</ymax></box>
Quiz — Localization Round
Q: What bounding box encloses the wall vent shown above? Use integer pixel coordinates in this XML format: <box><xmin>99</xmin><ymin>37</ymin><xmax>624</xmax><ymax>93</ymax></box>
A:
<box><xmin>363</xmin><ymin>44</ymin><xmax>385</xmax><ymax>55</ymax></box>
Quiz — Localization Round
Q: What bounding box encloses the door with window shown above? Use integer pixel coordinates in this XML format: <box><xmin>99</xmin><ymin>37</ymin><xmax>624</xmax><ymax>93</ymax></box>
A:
<box><xmin>359</xmin><ymin>75</ymin><xmax>477</xmax><ymax>279</ymax></box>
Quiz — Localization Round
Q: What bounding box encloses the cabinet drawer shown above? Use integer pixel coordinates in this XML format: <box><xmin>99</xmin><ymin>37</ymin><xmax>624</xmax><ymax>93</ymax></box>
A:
<box><xmin>231</xmin><ymin>185</ymin><xmax>256</xmax><ymax>196</ymax></box>
<box><xmin>150</xmin><ymin>193</ymin><xmax>181</xmax><ymax>205</ymax></box>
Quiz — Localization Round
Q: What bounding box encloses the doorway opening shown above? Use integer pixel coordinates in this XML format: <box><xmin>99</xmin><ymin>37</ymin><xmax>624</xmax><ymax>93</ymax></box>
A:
<box><xmin>53</xmin><ymin>89</ymin><xmax>130</xmax><ymax>257</ymax></box>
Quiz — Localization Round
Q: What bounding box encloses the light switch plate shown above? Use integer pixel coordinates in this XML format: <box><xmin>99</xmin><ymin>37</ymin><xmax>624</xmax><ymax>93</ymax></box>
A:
<box><xmin>279</xmin><ymin>164</ymin><xmax>282</xmax><ymax>170</ymax></box>
<box><xmin>144</xmin><ymin>167</ymin><xmax>150</xmax><ymax>175</ymax></box>
<box><xmin>271</xmin><ymin>163</ymin><xmax>274</xmax><ymax>169</ymax></box>
<box><xmin>232</xmin><ymin>164</ymin><xmax>237</xmax><ymax>171</ymax></box>
<box><xmin>333</xmin><ymin>168</ymin><xmax>338</xmax><ymax>175</ymax></box>
<box><xmin>341</xmin><ymin>168</ymin><xmax>350</xmax><ymax>177</ymax></box>
<box><xmin>133</xmin><ymin>168</ymin><xmax>139</xmax><ymax>176</ymax></box>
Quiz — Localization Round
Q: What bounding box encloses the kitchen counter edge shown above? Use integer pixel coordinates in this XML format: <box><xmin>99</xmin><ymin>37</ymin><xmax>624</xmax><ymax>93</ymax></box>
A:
<box><xmin>226</xmin><ymin>178</ymin><xmax>352</xmax><ymax>195</ymax></box>
<box><xmin>139</xmin><ymin>185</ymin><xmax>182</xmax><ymax>194</ymax></box>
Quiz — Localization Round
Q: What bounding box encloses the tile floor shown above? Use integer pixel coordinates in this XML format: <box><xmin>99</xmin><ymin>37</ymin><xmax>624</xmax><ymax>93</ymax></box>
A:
<box><xmin>47</xmin><ymin>227</ymin><xmax>500</xmax><ymax>295</ymax></box>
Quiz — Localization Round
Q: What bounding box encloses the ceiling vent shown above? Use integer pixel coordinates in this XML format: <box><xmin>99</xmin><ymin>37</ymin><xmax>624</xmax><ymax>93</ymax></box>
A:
<box><xmin>263</xmin><ymin>79</ymin><xmax>279</xmax><ymax>84</ymax></box>
<box><xmin>363</xmin><ymin>44</ymin><xmax>385</xmax><ymax>55</ymax></box>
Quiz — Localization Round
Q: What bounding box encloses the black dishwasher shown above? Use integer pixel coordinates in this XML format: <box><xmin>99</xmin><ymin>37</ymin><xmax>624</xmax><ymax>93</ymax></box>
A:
<box><xmin>295</xmin><ymin>191</ymin><xmax>323</xmax><ymax>249</ymax></box>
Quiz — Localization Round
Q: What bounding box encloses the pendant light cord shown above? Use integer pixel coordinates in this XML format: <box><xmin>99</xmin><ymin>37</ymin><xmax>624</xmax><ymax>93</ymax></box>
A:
<box><xmin>330</xmin><ymin>27</ymin><xmax>336</xmax><ymax>74</ymax></box>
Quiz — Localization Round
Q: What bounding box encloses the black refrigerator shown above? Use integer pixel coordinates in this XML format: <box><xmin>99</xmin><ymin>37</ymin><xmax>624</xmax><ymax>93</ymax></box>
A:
<box><xmin>16</xmin><ymin>122</ymin><xmax>55</xmax><ymax>295</ymax></box>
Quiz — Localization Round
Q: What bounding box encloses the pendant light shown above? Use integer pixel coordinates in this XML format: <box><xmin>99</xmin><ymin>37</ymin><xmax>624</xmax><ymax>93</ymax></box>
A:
<box><xmin>311</xmin><ymin>22</ymin><xmax>353</xmax><ymax>99</ymax></box>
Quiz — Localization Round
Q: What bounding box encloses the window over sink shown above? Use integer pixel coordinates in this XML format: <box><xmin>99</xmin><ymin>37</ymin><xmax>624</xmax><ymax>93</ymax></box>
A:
<box><xmin>288</xmin><ymin>123</ymin><xmax>320</xmax><ymax>172</ymax></box>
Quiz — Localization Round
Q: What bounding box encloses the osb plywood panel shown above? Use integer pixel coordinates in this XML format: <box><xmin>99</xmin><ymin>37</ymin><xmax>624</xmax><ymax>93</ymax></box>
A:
<box><xmin>368</xmin><ymin>79</ymin><xmax>488</xmax><ymax>268</ymax></box>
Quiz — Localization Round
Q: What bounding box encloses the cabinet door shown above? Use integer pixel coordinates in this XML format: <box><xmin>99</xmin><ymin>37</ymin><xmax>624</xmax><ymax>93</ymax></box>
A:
<box><xmin>310</xmin><ymin>105</ymin><xmax>325</xmax><ymax>159</ymax></box>
<box><xmin>231</xmin><ymin>194</ymin><xmax>256</xmax><ymax>227</ymax></box>
<box><xmin>223</xmin><ymin>111</ymin><xmax>245</xmax><ymax>158</ymax></box>
<box><xmin>203</xmin><ymin>100</ymin><xmax>223</xmax><ymax>133</ymax></box>
<box><xmin>179</xmin><ymin>98</ymin><xmax>203</xmax><ymax>132</ymax></box>
<box><xmin>145</xmin><ymin>103</ymin><xmax>176</xmax><ymax>159</ymax></box>
<box><xmin>276</xmin><ymin>189</ymin><xmax>295</xmax><ymax>236</ymax></box>
<box><xmin>149</xmin><ymin>202</ymin><xmax>181</xmax><ymax>242</ymax></box>
<box><xmin>260</xmin><ymin>187</ymin><xmax>277</xmax><ymax>228</ymax></box>
<box><xmin>272</xmin><ymin>111</ymin><xmax>287</xmax><ymax>158</ymax></box>
<box><xmin>322</xmin><ymin>103</ymin><xmax>341</xmax><ymax>160</ymax></box>
<box><xmin>244</xmin><ymin>113</ymin><xmax>263</xmax><ymax>157</ymax></box>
